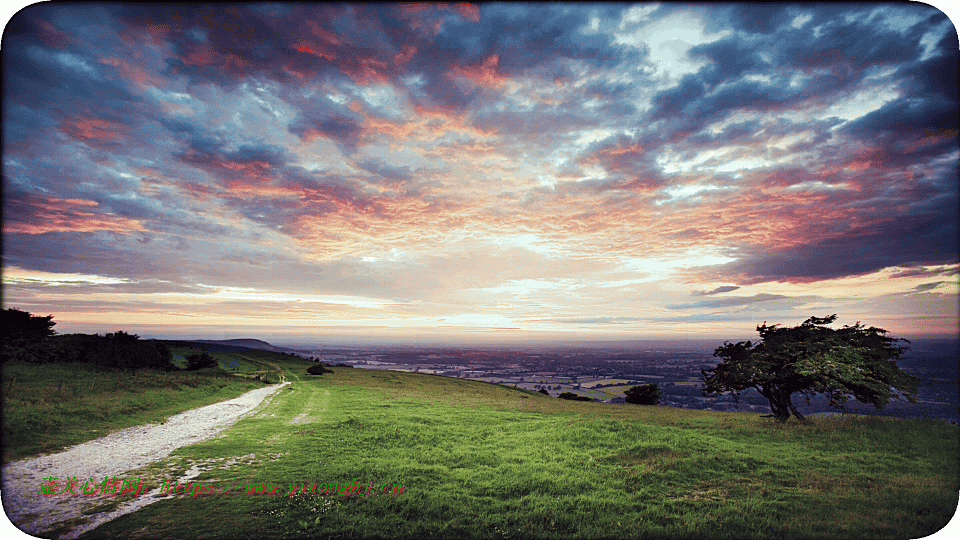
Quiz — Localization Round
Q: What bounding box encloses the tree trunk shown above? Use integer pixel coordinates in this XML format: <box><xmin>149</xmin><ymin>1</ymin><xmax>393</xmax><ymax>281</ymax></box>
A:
<box><xmin>760</xmin><ymin>385</ymin><xmax>794</xmax><ymax>422</ymax></box>
<box><xmin>788</xmin><ymin>399</ymin><xmax>805</xmax><ymax>421</ymax></box>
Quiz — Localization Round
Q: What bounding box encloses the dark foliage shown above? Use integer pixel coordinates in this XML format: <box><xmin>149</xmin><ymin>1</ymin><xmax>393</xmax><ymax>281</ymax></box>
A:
<box><xmin>307</xmin><ymin>364</ymin><xmax>334</xmax><ymax>375</ymax></box>
<box><xmin>1</xmin><ymin>308</ymin><xmax>57</xmax><ymax>363</ymax></box>
<box><xmin>48</xmin><ymin>331</ymin><xmax>176</xmax><ymax>373</ymax></box>
<box><xmin>624</xmin><ymin>384</ymin><xmax>662</xmax><ymax>405</ymax></box>
<box><xmin>334</xmin><ymin>363</ymin><xmax>353</xmax><ymax>367</ymax></box>
<box><xmin>53</xmin><ymin>334</ymin><xmax>103</xmax><ymax>364</ymax></box>
<box><xmin>558</xmin><ymin>392</ymin><xmax>592</xmax><ymax>401</ymax></box>
<box><xmin>89</xmin><ymin>332</ymin><xmax>177</xmax><ymax>373</ymax></box>
<box><xmin>538</xmin><ymin>388</ymin><xmax>550</xmax><ymax>395</ymax></box>
<box><xmin>184</xmin><ymin>352</ymin><xmax>219</xmax><ymax>371</ymax></box>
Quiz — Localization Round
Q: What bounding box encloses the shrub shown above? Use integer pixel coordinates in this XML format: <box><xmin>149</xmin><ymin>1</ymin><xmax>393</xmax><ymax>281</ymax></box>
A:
<box><xmin>307</xmin><ymin>364</ymin><xmax>334</xmax><ymax>375</ymax></box>
<box><xmin>558</xmin><ymin>392</ymin><xmax>592</xmax><ymax>402</ymax></box>
<box><xmin>624</xmin><ymin>384</ymin><xmax>661</xmax><ymax>405</ymax></box>
<box><xmin>184</xmin><ymin>352</ymin><xmax>219</xmax><ymax>371</ymax></box>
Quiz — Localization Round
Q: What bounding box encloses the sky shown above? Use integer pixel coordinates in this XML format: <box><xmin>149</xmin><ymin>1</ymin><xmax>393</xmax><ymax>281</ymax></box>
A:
<box><xmin>2</xmin><ymin>2</ymin><xmax>958</xmax><ymax>346</ymax></box>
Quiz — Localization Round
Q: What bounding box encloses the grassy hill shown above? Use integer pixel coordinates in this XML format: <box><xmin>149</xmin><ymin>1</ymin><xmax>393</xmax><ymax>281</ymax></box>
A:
<box><xmin>189</xmin><ymin>338</ymin><xmax>299</xmax><ymax>354</ymax></box>
<box><xmin>5</xmin><ymin>348</ymin><xmax>957</xmax><ymax>539</ymax></box>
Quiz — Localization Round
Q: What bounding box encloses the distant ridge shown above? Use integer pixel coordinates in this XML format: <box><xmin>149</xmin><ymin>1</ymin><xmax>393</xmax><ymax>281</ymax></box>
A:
<box><xmin>190</xmin><ymin>338</ymin><xmax>299</xmax><ymax>354</ymax></box>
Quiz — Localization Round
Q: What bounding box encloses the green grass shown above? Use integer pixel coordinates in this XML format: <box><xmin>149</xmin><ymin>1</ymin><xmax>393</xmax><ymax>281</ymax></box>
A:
<box><xmin>0</xmin><ymin>347</ymin><xmax>285</xmax><ymax>463</ymax></box>
<box><xmin>38</xmin><ymin>357</ymin><xmax>955</xmax><ymax>540</ymax></box>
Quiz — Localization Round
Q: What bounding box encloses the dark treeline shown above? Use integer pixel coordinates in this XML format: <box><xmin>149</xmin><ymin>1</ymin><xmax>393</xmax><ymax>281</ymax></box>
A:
<box><xmin>2</xmin><ymin>308</ymin><xmax>175</xmax><ymax>373</ymax></box>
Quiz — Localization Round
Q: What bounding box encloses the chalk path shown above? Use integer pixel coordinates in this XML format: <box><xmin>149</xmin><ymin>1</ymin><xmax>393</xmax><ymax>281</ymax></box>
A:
<box><xmin>1</xmin><ymin>382</ymin><xmax>290</xmax><ymax>539</ymax></box>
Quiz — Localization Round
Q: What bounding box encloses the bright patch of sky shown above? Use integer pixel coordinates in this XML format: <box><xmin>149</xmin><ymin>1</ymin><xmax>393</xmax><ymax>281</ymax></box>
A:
<box><xmin>491</xmin><ymin>233</ymin><xmax>560</xmax><ymax>255</ymax></box>
<box><xmin>573</xmin><ymin>128</ymin><xmax>618</xmax><ymax>148</ymax></box>
<box><xmin>785</xmin><ymin>181</ymin><xmax>851</xmax><ymax>192</ymax></box>
<box><xmin>179</xmin><ymin>286</ymin><xmax>394</xmax><ymax>309</ymax></box>
<box><xmin>823</xmin><ymin>85</ymin><xmax>902</xmax><ymax>122</ymax></box>
<box><xmin>618</xmin><ymin>4</ymin><xmax>659</xmax><ymax>30</ymax></box>
<box><xmin>623</xmin><ymin>250</ymin><xmax>737</xmax><ymax>274</ymax></box>
<box><xmin>662</xmin><ymin>184</ymin><xmax>710</xmax><ymax>199</ymax></box>
<box><xmin>764</xmin><ymin>266</ymin><xmax>960</xmax><ymax>299</ymax></box>
<box><xmin>3</xmin><ymin>268</ymin><xmax>129</xmax><ymax>285</ymax></box>
<box><xmin>358</xmin><ymin>84</ymin><xmax>406</xmax><ymax>111</ymax></box>
<box><xmin>790</xmin><ymin>13</ymin><xmax>812</xmax><ymax>29</ymax></box>
<box><xmin>480</xmin><ymin>278</ymin><xmax>581</xmax><ymax>296</ymax></box>
<box><xmin>918</xmin><ymin>18</ymin><xmax>956</xmax><ymax>61</ymax></box>
<box><xmin>54</xmin><ymin>51</ymin><xmax>98</xmax><ymax>77</ymax></box>
<box><xmin>435</xmin><ymin>313</ymin><xmax>516</xmax><ymax>327</ymax></box>
<box><xmin>613</xmin><ymin>8</ymin><xmax>731</xmax><ymax>81</ymax></box>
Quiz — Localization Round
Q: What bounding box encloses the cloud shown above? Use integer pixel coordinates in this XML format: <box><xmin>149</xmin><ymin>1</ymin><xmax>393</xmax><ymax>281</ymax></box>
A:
<box><xmin>3</xmin><ymin>191</ymin><xmax>147</xmax><ymax>235</ymax></box>
<box><xmin>554</xmin><ymin>317</ymin><xmax>643</xmax><ymax>324</ymax></box>
<box><xmin>889</xmin><ymin>266</ymin><xmax>960</xmax><ymax>279</ymax></box>
<box><xmin>911</xmin><ymin>282</ymin><xmax>944</xmax><ymax>293</ymax></box>
<box><xmin>691</xmin><ymin>202</ymin><xmax>959</xmax><ymax>285</ymax></box>
<box><xmin>2</xmin><ymin>3</ymin><xmax>956</xmax><ymax>339</ymax></box>
<box><xmin>287</xmin><ymin>99</ymin><xmax>365</xmax><ymax>152</ymax></box>
<box><xmin>692</xmin><ymin>286</ymin><xmax>740</xmax><ymax>296</ymax></box>
<box><xmin>667</xmin><ymin>293</ymin><xmax>790</xmax><ymax>310</ymax></box>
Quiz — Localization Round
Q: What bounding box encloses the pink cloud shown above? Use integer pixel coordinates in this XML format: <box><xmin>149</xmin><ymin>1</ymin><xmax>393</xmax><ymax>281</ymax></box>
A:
<box><xmin>60</xmin><ymin>116</ymin><xmax>127</xmax><ymax>143</ymax></box>
<box><xmin>4</xmin><ymin>195</ymin><xmax>146</xmax><ymax>235</ymax></box>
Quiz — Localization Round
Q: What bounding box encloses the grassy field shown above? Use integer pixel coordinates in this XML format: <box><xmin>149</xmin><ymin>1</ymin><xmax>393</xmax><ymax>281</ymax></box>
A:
<box><xmin>0</xmin><ymin>346</ymin><xmax>291</xmax><ymax>464</ymax></box>
<box><xmin>14</xmin><ymin>351</ymin><xmax>949</xmax><ymax>540</ymax></box>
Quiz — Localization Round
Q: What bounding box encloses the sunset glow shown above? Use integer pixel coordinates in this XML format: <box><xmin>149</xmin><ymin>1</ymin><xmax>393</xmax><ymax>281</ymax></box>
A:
<box><xmin>3</xmin><ymin>3</ymin><xmax>957</xmax><ymax>344</ymax></box>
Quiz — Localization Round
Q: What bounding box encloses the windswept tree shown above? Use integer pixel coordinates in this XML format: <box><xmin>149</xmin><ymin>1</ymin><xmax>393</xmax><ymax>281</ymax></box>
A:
<box><xmin>702</xmin><ymin>315</ymin><xmax>919</xmax><ymax>422</ymax></box>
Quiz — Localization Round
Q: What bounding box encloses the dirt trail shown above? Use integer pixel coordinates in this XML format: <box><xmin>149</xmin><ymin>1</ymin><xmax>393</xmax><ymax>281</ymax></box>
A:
<box><xmin>1</xmin><ymin>381</ymin><xmax>290</xmax><ymax>538</ymax></box>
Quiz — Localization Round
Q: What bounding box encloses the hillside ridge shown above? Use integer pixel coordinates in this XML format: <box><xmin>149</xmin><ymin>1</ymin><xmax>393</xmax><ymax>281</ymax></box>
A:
<box><xmin>189</xmin><ymin>338</ymin><xmax>298</xmax><ymax>354</ymax></box>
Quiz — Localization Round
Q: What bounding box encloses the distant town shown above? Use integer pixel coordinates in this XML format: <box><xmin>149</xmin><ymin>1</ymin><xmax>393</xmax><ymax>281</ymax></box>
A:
<box><xmin>280</xmin><ymin>340</ymin><xmax>959</xmax><ymax>423</ymax></box>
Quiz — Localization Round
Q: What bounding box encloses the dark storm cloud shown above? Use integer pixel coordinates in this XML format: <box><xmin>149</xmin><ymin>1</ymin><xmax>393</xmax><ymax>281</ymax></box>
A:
<box><xmin>838</xmin><ymin>32</ymin><xmax>959</xmax><ymax>166</ymax></box>
<box><xmin>432</xmin><ymin>3</ymin><xmax>631</xmax><ymax>74</ymax></box>
<box><xmin>226</xmin><ymin>144</ymin><xmax>289</xmax><ymax>167</ymax></box>
<box><xmin>287</xmin><ymin>103</ymin><xmax>364</xmax><ymax>151</ymax></box>
<box><xmin>109</xmin><ymin>3</ymin><xmax>636</xmax><ymax>117</ymax></box>
<box><xmin>3</xmin><ymin>8</ymin><xmax>128</xmax><ymax>105</ymax></box>
<box><xmin>574</xmin><ymin>133</ymin><xmax>668</xmax><ymax>191</ymax></box>
<box><xmin>724</xmin><ymin>3</ymin><xmax>795</xmax><ymax>34</ymax></box>
<box><xmin>3</xmin><ymin>232</ymin><xmax>176</xmax><ymax>278</ymax></box>
<box><xmin>696</xmin><ymin>202</ymin><xmax>959</xmax><ymax>285</ymax></box>
<box><xmin>357</xmin><ymin>160</ymin><xmax>414</xmax><ymax>185</ymax></box>
<box><xmin>649</xmin><ymin>4</ymin><xmax>942</xmax><ymax>139</ymax></box>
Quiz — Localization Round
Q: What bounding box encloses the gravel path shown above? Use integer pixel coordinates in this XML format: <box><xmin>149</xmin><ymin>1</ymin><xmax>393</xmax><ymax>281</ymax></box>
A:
<box><xmin>1</xmin><ymin>382</ymin><xmax>290</xmax><ymax>538</ymax></box>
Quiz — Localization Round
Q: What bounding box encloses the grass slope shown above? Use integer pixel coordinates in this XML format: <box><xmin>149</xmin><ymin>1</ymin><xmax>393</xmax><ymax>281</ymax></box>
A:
<box><xmin>42</xmin><ymin>352</ymin><xmax>956</xmax><ymax>540</ymax></box>
<box><xmin>1</xmin><ymin>346</ymin><xmax>289</xmax><ymax>464</ymax></box>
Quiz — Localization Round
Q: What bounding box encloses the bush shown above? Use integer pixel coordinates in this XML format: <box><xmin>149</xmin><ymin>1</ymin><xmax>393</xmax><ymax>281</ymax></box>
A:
<box><xmin>624</xmin><ymin>384</ymin><xmax>661</xmax><ymax>405</ymax></box>
<box><xmin>307</xmin><ymin>364</ymin><xmax>334</xmax><ymax>375</ymax></box>
<box><xmin>184</xmin><ymin>352</ymin><xmax>218</xmax><ymax>371</ymax></box>
<box><xmin>558</xmin><ymin>392</ymin><xmax>592</xmax><ymax>402</ymax></box>
<box><xmin>538</xmin><ymin>389</ymin><xmax>550</xmax><ymax>396</ymax></box>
